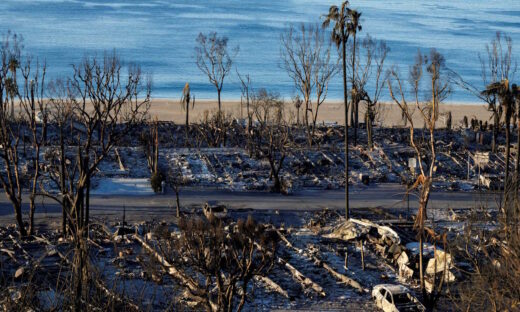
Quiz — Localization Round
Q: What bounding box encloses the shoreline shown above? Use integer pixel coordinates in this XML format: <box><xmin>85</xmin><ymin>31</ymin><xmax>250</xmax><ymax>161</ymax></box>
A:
<box><xmin>148</xmin><ymin>98</ymin><xmax>489</xmax><ymax>127</ymax></box>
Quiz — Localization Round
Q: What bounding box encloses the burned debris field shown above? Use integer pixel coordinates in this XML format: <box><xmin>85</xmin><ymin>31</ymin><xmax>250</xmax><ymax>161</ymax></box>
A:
<box><xmin>1</xmin><ymin>1</ymin><xmax>520</xmax><ymax>311</ymax></box>
<box><xmin>0</xmin><ymin>121</ymin><xmax>517</xmax><ymax>311</ymax></box>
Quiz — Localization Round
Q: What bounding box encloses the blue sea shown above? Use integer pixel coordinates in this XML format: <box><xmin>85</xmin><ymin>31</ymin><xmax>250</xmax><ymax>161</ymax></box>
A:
<box><xmin>1</xmin><ymin>0</ymin><xmax>519</xmax><ymax>102</ymax></box>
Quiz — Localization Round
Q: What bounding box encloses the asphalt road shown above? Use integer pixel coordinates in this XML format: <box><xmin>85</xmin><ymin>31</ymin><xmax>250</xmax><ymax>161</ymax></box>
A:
<box><xmin>0</xmin><ymin>184</ymin><xmax>499</xmax><ymax>228</ymax></box>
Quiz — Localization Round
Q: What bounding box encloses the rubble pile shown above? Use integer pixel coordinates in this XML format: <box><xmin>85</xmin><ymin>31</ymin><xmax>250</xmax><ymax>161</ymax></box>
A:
<box><xmin>316</xmin><ymin>211</ymin><xmax>459</xmax><ymax>296</ymax></box>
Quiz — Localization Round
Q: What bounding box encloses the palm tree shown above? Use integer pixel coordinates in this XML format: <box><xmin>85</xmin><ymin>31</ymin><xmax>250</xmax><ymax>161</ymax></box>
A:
<box><xmin>482</xmin><ymin>79</ymin><xmax>515</xmax><ymax>218</ymax></box>
<box><xmin>348</xmin><ymin>9</ymin><xmax>362</xmax><ymax>146</ymax></box>
<box><xmin>322</xmin><ymin>1</ymin><xmax>352</xmax><ymax>220</ymax></box>
<box><xmin>180</xmin><ymin>82</ymin><xmax>194</xmax><ymax>144</ymax></box>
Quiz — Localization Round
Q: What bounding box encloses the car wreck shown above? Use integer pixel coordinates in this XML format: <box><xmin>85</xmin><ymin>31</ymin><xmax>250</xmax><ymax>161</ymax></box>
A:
<box><xmin>372</xmin><ymin>284</ymin><xmax>425</xmax><ymax>312</ymax></box>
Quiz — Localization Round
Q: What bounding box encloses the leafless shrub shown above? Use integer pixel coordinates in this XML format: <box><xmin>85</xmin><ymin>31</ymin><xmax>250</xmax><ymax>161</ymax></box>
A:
<box><xmin>140</xmin><ymin>117</ymin><xmax>159</xmax><ymax>175</ymax></box>
<box><xmin>448</xmin><ymin>213</ymin><xmax>520</xmax><ymax>311</ymax></box>
<box><xmin>194</xmin><ymin>109</ymin><xmax>234</xmax><ymax>148</ymax></box>
<box><xmin>251</xmin><ymin>89</ymin><xmax>292</xmax><ymax>193</ymax></box>
<box><xmin>162</xmin><ymin>215</ymin><xmax>278</xmax><ymax>312</ymax></box>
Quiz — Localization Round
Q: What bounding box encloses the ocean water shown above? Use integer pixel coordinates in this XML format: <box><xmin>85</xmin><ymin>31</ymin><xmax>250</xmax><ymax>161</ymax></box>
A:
<box><xmin>0</xmin><ymin>0</ymin><xmax>519</xmax><ymax>102</ymax></box>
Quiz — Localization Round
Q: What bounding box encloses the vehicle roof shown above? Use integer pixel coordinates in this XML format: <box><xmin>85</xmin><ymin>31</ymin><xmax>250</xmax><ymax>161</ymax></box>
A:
<box><xmin>374</xmin><ymin>284</ymin><xmax>409</xmax><ymax>294</ymax></box>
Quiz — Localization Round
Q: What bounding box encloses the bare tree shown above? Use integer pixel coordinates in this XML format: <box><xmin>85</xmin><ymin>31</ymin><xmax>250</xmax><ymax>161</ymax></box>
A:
<box><xmin>42</xmin><ymin>54</ymin><xmax>150</xmax><ymax>309</ymax></box>
<box><xmin>195</xmin><ymin>32</ymin><xmax>238</xmax><ymax>116</ymax></box>
<box><xmin>251</xmin><ymin>89</ymin><xmax>291</xmax><ymax>193</ymax></box>
<box><xmin>237</xmin><ymin>70</ymin><xmax>254</xmax><ymax>155</ymax></box>
<box><xmin>18</xmin><ymin>58</ymin><xmax>48</xmax><ymax>235</ymax></box>
<box><xmin>45</xmin><ymin>52</ymin><xmax>151</xmax><ymax>309</ymax></box>
<box><xmin>0</xmin><ymin>32</ymin><xmax>47</xmax><ymax>237</ymax></box>
<box><xmin>281</xmin><ymin>23</ymin><xmax>337</xmax><ymax>146</ymax></box>
<box><xmin>350</xmin><ymin>35</ymin><xmax>389</xmax><ymax>150</ymax></box>
<box><xmin>47</xmin><ymin>78</ymin><xmax>74</xmax><ymax>236</ymax></box>
<box><xmin>388</xmin><ymin>49</ymin><xmax>451</xmax><ymax>304</ymax></box>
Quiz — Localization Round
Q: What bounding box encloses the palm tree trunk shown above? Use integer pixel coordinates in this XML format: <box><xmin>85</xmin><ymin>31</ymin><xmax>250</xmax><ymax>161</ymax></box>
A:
<box><xmin>352</xmin><ymin>34</ymin><xmax>358</xmax><ymax>146</ymax></box>
<box><xmin>343</xmin><ymin>39</ymin><xmax>350</xmax><ymax>220</ymax></box>
<box><xmin>186</xmin><ymin>100</ymin><xmax>189</xmax><ymax>128</ymax></box>
<box><xmin>185</xmin><ymin>100</ymin><xmax>190</xmax><ymax>145</ymax></box>
<box><xmin>11</xmin><ymin>72</ymin><xmax>16</xmax><ymax>118</ymax></box>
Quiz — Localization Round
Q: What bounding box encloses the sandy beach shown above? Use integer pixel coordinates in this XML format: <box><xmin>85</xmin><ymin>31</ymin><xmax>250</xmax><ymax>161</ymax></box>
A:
<box><xmin>148</xmin><ymin>99</ymin><xmax>490</xmax><ymax>127</ymax></box>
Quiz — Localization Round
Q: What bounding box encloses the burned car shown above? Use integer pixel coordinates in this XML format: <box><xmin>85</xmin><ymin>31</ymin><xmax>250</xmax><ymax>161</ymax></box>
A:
<box><xmin>372</xmin><ymin>284</ymin><xmax>425</xmax><ymax>312</ymax></box>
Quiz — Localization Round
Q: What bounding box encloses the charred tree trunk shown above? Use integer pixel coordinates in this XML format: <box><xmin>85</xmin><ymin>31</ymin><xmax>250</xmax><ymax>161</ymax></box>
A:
<box><xmin>153</xmin><ymin>122</ymin><xmax>159</xmax><ymax>174</ymax></box>
<box><xmin>85</xmin><ymin>172</ymin><xmax>90</xmax><ymax>228</ymax></box>
<box><xmin>273</xmin><ymin>176</ymin><xmax>281</xmax><ymax>193</ymax></box>
<box><xmin>419</xmin><ymin>233</ymin><xmax>425</xmax><ymax>299</ymax></box>
<box><xmin>505</xmin><ymin>112</ymin><xmax>511</xmax><ymax>210</ymax></box>
<box><xmin>492</xmin><ymin>112</ymin><xmax>499</xmax><ymax>153</ymax></box>
<box><xmin>185</xmin><ymin>102</ymin><xmax>190</xmax><ymax>145</ymax></box>
<box><xmin>175</xmin><ymin>188</ymin><xmax>181</xmax><ymax>218</ymax></box>
<box><xmin>13</xmin><ymin>201</ymin><xmax>27</xmax><ymax>237</ymax></box>
<box><xmin>217</xmin><ymin>88</ymin><xmax>222</xmax><ymax>115</ymax></box>
<box><xmin>366</xmin><ymin>110</ymin><xmax>373</xmax><ymax>150</ymax></box>
<box><xmin>417</xmin><ymin>178</ymin><xmax>432</xmax><ymax>298</ymax></box>
<box><xmin>73</xmin><ymin>237</ymin><xmax>87</xmax><ymax>312</ymax></box>
<box><xmin>343</xmin><ymin>39</ymin><xmax>350</xmax><ymax>220</ymax></box>
<box><xmin>515</xmin><ymin>101</ymin><xmax>520</xmax><ymax>209</ymax></box>
<box><xmin>352</xmin><ymin>34</ymin><xmax>358</xmax><ymax>146</ymax></box>
<box><xmin>269</xmin><ymin>158</ymin><xmax>284</xmax><ymax>194</ymax></box>
<box><xmin>60</xmin><ymin>127</ymin><xmax>68</xmax><ymax>236</ymax></box>
<box><xmin>28</xmin><ymin>197</ymin><xmax>35</xmax><ymax>235</ymax></box>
